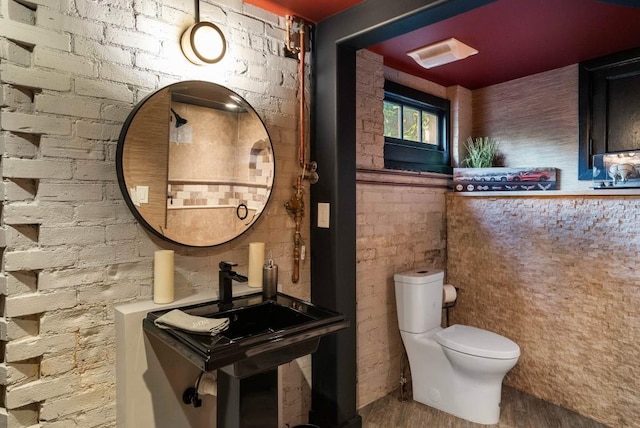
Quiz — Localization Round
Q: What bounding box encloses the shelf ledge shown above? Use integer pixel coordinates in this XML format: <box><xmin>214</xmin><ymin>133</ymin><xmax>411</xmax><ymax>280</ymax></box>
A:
<box><xmin>450</xmin><ymin>189</ymin><xmax>640</xmax><ymax>197</ymax></box>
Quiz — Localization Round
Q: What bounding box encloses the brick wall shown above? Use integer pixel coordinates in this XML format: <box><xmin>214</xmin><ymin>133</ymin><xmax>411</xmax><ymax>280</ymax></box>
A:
<box><xmin>447</xmin><ymin>195</ymin><xmax>640</xmax><ymax>427</ymax></box>
<box><xmin>355</xmin><ymin>49</ymin><xmax>449</xmax><ymax>409</ymax></box>
<box><xmin>0</xmin><ymin>0</ymin><xmax>310</xmax><ymax>426</ymax></box>
<box><xmin>472</xmin><ymin>65</ymin><xmax>584</xmax><ymax>190</ymax></box>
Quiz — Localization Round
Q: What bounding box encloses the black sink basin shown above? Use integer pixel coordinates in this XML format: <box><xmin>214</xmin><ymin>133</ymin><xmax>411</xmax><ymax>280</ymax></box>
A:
<box><xmin>221</xmin><ymin>299</ymin><xmax>315</xmax><ymax>340</ymax></box>
<box><xmin>143</xmin><ymin>293</ymin><xmax>348</xmax><ymax>377</ymax></box>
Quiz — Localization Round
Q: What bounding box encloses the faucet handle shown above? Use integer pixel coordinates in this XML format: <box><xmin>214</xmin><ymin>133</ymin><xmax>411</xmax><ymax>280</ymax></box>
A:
<box><xmin>219</xmin><ymin>261</ymin><xmax>238</xmax><ymax>271</ymax></box>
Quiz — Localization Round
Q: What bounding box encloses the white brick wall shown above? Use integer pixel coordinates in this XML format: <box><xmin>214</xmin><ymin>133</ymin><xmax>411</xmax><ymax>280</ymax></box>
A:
<box><xmin>2</xmin><ymin>158</ymin><xmax>73</xmax><ymax>179</ymax></box>
<box><xmin>39</xmin><ymin>389</ymin><xmax>107</xmax><ymax>420</ymax></box>
<box><xmin>1</xmin><ymin>362</ymin><xmax>38</xmax><ymax>385</ymax></box>
<box><xmin>6</xmin><ymin>378</ymin><xmax>75</xmax><ymax>409</ymax></box>
<box><xmin>35</xmin><ymin>93</ymin><xmax>103</xmax><ymax>119</ymax></box>
<box><xmin>36</xmin><ymin>7</ymin><xmax>104</xmax><ymax>39</ymax></box>
<box><xmin>74</xmin><ymin>77</ymin><xmax>134</xmax><ymax>103</ymax></box>
<box><xmin>5</xmin><ymin>249</ymin><xmax>76</xmax><ymax>271</ymax></box>
<box><xmin>1</xmin><ymin>63</ymin><xmax>73</xmax><ymax>91</ymax></box>
<box><xmin>3</xmin><ymin>182</ymin><xmax>35</xmax><ymax>201</ymax></box>
<box><xmin>40</xmin><ymin>135</ymin><xmax>105</xmax><ymax>159</ymax></box>
<box><xmin>0</xmin><ymin>132</ymin><xmax>39</xmax><ymax>157</ymax></box>
<box><xmin>6</xmin><ymin>333</ymin><xmax>76</xmax><ymax>363</ymax></box>
<box><xmin>5</xmin><ymin>317</ymin><xmax>39</xmax><ymax>341</ymax></box>
<box><xmin>4</xmin><ymin>203</ymin><xmax>75</xmax><ymax>225</ymax></box>
<box><xmin>1</xmin><ymin>112</ymin><xmax>72</xmax><ymax>135</ymax></box>
<box><xmin>0</xmin><ymin>17</ymin><xmax>70</xmax><ymax>50</ymax></box>
<box><xmin>0</xmin><ymin>39</ymin><xmax>31</xmax><ymax>66</ymax></box>
<box><xmin>0</xmin><ymin>0</ymin><xmax>311</xmax><ymax>426</ymax></box>
<box><xmin>5</xmin><ymin>290</ymin><xmax>77</xmax><ymax>317</ymax></box>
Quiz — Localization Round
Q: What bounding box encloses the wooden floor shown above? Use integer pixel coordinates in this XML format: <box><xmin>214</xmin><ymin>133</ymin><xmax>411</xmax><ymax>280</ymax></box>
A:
<box><xmin>359</xmin><ymin>386</ymin><xmax>608</xmax><ymax>428</ymax></box>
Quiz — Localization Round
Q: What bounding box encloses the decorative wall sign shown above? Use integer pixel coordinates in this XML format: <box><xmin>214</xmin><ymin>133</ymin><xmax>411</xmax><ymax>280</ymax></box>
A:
<box><xmin>453</xmin><ymin>167</ymin><xmax>557</xmax><ymax>192</ymax></box>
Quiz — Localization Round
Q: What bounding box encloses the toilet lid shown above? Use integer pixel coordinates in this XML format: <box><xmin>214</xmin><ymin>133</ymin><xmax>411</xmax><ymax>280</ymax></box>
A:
<box><xmin>435</xmin><ymin>325</ymin><xmax>520</xmax><ymax>360</ymax></box>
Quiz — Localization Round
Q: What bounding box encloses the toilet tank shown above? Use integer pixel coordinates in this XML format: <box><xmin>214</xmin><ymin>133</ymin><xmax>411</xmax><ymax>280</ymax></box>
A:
<box><xmin>394</xmin><ymin>268</ymin><xmax>445</xmax><ymax>333</ymax></box>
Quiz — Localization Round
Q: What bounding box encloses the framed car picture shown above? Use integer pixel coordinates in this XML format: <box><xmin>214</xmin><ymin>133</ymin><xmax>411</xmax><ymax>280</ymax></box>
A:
<box><xmin>453</xmin><ymin>167</ymin><xmax>557</xmax><ymax>192</ymax></box>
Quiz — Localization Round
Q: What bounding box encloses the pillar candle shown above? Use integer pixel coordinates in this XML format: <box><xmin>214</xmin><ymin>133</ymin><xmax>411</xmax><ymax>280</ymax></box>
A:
<box><xmin>248</xmin><ymin>242</ymin><xmax>265</xmax><ymax>288</ymax></box>
<box><xmin>154</xmin><ymin>250</ymin><xmax>175</xmax><ymax>304</ymax></box>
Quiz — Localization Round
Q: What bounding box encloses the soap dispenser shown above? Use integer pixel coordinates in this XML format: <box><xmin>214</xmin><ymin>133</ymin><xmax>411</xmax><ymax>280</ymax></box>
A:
<box><xmin>262</xmin><ymin>254</ymin><xmax>278</xmax><ymax>299</ymax></box>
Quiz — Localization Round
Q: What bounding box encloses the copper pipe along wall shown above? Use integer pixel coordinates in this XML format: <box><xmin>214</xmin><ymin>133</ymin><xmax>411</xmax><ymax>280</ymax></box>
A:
<box><xmin>287</xmin><ymin>21</ymin><xmax>308</xmax><ymax>283</ymax></box>
<box><xmin>292</xmin><ymin>201</ymin><xmax>303</xmax><ymax>283</ymax></box>
<box><xmin>292</xmin><ymin>232</ymin><xmax>301</xmax><ymax>282</ymax></box>
<box><xmin>292</xmin><ymin>27</ymin><xmax>307</xmax><ymax>283</ymax></box>
<box><xmin>287</xmin><ymin>175</ymin><xmax>304</xmax><ymax>283</ymax></box>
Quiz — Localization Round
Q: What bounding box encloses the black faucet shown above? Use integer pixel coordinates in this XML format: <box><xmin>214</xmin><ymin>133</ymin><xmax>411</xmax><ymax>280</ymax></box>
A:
<box><xmin>218</xmin><ymin>261</ymin><xmax>248</xmax><ymax>310</ymax></box>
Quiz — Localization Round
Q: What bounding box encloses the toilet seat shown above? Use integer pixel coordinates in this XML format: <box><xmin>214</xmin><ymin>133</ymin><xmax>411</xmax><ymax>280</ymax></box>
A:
<box><xmin>435</xmin><ymin>325</ymin><xmax>520</xmax><ymax>359</ymax></box>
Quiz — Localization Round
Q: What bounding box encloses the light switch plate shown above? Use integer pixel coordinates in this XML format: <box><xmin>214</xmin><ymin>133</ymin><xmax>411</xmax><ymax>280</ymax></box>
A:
<box><xmin>137</xmin><ymin>186</ymin><xmax>149</xmax><ymax>204</ymax></box>
<box><xmin>317</xmin><ymin>202</ymin><xmax>330</xmax><ymax>228</ymax></box>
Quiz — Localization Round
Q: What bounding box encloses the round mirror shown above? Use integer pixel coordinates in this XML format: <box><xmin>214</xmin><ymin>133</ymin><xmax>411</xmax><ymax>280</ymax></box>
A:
<box><xmin>116</xmin><ymin>80</ymin><xmax>274</xmax><ymax>247</ymax></box>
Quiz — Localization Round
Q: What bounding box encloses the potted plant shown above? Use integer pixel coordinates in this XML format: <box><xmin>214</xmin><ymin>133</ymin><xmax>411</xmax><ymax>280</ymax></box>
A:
<box><xmin>462</xmin><ymin>136</ymin><xmax>499</xmax><ymax>168</ymax></box>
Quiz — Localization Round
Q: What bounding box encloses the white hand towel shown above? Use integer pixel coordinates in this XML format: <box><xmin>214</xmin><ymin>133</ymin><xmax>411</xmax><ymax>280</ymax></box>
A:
<box><xmin>154</xmin><ymin>309</ymin><xmax>230</xmax><ymax>336</ymax></box>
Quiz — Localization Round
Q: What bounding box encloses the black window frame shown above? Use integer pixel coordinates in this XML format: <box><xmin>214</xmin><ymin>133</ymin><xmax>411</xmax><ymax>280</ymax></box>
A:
<box><xmin>383</xmin><ymin>80</ymin><xmax>451</xmax><ymax>174</ymax></box>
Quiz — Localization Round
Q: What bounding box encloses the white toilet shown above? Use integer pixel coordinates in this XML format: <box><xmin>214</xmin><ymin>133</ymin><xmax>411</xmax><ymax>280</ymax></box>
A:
<box><xmin>394</xmin><ymin>268</ymin><xmax>520</xmax><ymax>425</ymax></box>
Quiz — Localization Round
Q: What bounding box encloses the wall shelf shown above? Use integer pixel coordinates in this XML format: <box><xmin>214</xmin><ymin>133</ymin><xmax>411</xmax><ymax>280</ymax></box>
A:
<box><xmin>450</xmin><ymin>189</ymin><xmax>640</xmax><ymax>197</ymax></box>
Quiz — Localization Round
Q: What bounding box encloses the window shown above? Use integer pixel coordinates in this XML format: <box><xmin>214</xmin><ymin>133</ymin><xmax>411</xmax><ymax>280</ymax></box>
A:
<box><xmin>384</xmin><ymin>102</ymin><xmax>439</xmax><ymax>144</ymax></box>
<box><xmin>383</xmin><ymin>81</ymin><xmax>451</xmax><ymax>174</ymax></box>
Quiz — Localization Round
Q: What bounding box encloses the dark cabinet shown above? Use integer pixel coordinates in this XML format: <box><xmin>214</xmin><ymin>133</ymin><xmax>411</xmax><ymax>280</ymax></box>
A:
<box><xmin>579</xmin><ymin>47</ymin><xmax>640</xmax><ymax>180</ymax></box>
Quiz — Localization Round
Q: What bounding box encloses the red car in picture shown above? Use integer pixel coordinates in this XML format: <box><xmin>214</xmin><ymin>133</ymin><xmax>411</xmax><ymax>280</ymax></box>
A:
<box><xmin>508</xmin><ymin>171</ymin><xmax>551</xmax><ymax>182</ymax></box>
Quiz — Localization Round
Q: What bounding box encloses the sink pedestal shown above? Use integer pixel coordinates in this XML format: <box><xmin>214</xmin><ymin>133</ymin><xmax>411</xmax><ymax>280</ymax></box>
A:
<box><xmin>218</xmin><ymin>368</ymin><xmax>277</xmax><ymax>428</ymax></box>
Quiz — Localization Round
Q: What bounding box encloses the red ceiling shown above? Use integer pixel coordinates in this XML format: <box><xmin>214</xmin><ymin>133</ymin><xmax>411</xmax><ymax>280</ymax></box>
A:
<box><xmin>247</xmin><ymin>0</ymin><xmax>640</xmax><ymax>89</ymax></box>
<box><xmin>244</xmin><ymin>0</ymin><xmax>364</xmax><ymax>23</ymax></box>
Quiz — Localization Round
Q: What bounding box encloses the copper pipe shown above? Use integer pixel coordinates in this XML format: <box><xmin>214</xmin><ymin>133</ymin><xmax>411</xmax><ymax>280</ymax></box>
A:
<box><xmin>285</xmin><ymin>21</ymin><xmax>310</xmax><ymax>284</ymax></box>
<box><xmin>285</xmin><ymin>175</ymin><xmax>304</xmax><ymax>283</ymax></box>
<box><xmin>294</xmin><ymin>175</ymin><xmax>303</xmax><ymax>284</ymax></box>
<box><xmin>292</xmin><ymin>226</ymin><xmax>302</xmax><ymax>283</ymax></box>
<box><xmin>293</xmin><ymin>27</ymin><xmax>306</xmax><ymax>283</ymax></box>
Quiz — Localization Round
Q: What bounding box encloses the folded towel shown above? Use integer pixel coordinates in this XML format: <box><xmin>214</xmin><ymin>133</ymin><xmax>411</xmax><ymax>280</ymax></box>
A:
<box><xmin>154</xmin><ymin>309</ymin><xmax>230</xmax><ymax>336</ymax></box>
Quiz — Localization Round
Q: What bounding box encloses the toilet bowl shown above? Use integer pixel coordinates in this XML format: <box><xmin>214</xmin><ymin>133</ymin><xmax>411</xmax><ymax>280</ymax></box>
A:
<box><xmin>394</xmin><ymin>268</ymin><xmax>520</xmax><ymax>425</ymax></box>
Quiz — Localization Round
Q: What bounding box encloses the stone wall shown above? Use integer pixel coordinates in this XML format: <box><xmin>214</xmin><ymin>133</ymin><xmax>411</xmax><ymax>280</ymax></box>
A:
<box><xmin>0</xmin><ymin>0</ymin><xmax>311</xmax><ymax>426</ymax></box>
<box><xmin>447</xmin><ymin>195</ymin><xmax>640</xmax><ymax>427</ymax></box>
<box><xmin>355</xmin><ymin>49</ymin><xmax>449</xmax><ymax>409</ymax></box>
<box><xmin>450</xmin><ymin>62</ymin><xmax>640</xmax><ymax>427</ymax></box>
<box><xmin>472</xmin><ymin>65</ymin><xmax>585</xmax><ymax>190</ymax></box>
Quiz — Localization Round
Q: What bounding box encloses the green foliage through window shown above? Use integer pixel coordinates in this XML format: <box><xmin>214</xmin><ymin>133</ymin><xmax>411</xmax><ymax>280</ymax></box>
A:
<box><xmin>384</xmin><ymin>101</ymin><xmax>438</xmax><ymax>145</ymax></box>
<box><xmin>383</xmin><ymin>101</ymin><xmax>401</xmax><ymax>139</ymax></box>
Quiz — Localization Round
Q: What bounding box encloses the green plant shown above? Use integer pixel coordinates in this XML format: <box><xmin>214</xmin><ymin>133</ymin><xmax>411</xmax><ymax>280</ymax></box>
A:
<box><xmin>462</xmin><ymin>137</ymin><xmax>499</xmax><ymax>168</ymax></box>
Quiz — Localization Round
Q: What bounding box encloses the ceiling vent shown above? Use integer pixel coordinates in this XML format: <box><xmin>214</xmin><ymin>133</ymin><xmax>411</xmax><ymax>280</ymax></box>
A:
<box><xmin>407</xmin><ymin>37</ymin><xmax>478</xmax><ymax>69</ymax></box>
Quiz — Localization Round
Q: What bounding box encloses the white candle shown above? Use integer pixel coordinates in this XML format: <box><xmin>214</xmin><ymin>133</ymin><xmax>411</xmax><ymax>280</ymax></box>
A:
<box><xmin>154</xmin><ymin>250</ymin><xmax>174</xmax><ymax>303</ymax></box>
<box><xmin>248</xmin><ymin>242</ymin><xmax>265</xmax><ymax>288</ymax></box>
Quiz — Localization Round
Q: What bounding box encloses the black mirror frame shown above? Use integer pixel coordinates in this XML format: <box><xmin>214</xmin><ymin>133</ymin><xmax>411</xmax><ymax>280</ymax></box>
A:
<box><xmin>116</xmin><ymin>80</ymin><xmax>275</xmax><ymax>248</ymax></box>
